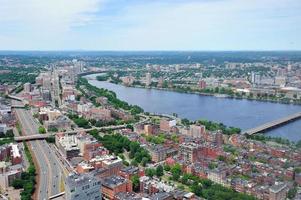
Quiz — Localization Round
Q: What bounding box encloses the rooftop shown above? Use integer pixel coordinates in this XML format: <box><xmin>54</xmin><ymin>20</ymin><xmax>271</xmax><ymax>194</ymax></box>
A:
<box><xmin>102</xmin><ymin>175</ymin><xmax>127</xmax><ymax>189</ymax></box>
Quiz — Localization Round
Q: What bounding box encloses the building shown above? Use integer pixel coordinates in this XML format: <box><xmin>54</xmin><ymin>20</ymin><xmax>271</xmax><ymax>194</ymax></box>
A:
<box><xmin>0</xmin><ymin>124</ymin><xmax>7</xmax><ymax>135</ymax></box>
<box><xmin>145</xmin><ymin>72</ymin><xmax>152</xmax><ymax>87</ymax></box>
<box><xmin>179</xmin><ymin>143</ymin><xmax>201</xmax><ymax>163</ymax></box>
<box><xmin>101</xmin><ymin>175</ymin><xmax>132</xmax><ymax>200</ymax></box>
<box><xmin>158</xmin><ymin>77</ymin><xmax>164</xmax><ymax>87</ymax></box>
<box><xmin>76</xmin><ymin>161</ymin><xmax>94</xmax><ymax>174</ymax></box>
<box><xmin>90</xmin><ymin>155</ymin><xmax>123</xmax><ymax>177</ymax></box>
<box><xmin>269</xmin><ymin>183</ymin><xmax>288</xmax><ymax>200</ymax></box>
<box><xmin>207</xmin><ymin>168</ymin><xmax>229</xmax><ymax>187</ymax></box>
<box><xmin>160</xmin><ymin>119</ymin><xmax>177</xmax><ymax>132</ymax></box>
<box><xmin>148</xmin><ymin>145</ymin><xmax>177</xmax><ymax>163</ymax></box>
<box><xmin>39</xmin><ymin>107</ymin><xmax>62</xmax><ymax>121</ymax></box>
<box><xmin>295</xmin><ymin>172</ymin><xmax>301</xmax><ymax>185</ymax></box>
<box><xmin>87</xmin><ymin>108</ymin><xmax>112</xmax><ymax>121</ymax></box>
<box><xmin>139</xmin><ymin>176</ymin><xmax>174</xmax><ymax>194</ymax></box>
<box><xmin>11</xmin><ymin>144</ymin><xmax>22</xmax><ymax>165</ymax></box>
<box><xmin>198</xmin><ymin>80</ymin><xmax>207</xmax><ymax>89</ymax></box>
<box><xmin>144</xmin><ymin>124</ymin><xmax>154</xmax><ymax>136</ymax></box>
<box><xmin>55</xmin><ymin>133</ymin><xmax>80</xmax><ymax>160</ymax></box>
<box><xmin>189</xmin><ymin>125</ymin><xmax>206</xmax><ymax>138</ymax></box>
<box><xmin>149</xmin><ymin>146</ymin><xmax>168</xmax><ymax>162</ymax></box>
<box><xmin>251</xmin><ymin>72</ymin><xmax>261</xmax><ymax>85</ymax></box>
<box><xmin>23</xmin><ymin>82</ymin><xmax>31</xmax><ymax>93</ymax></box>
<box><xmin>275</xmin><ymin>76</ymin><xmax>286</xmax><ymax>87</ymax></box>
<box><xmin>65</xmin><ymin>172</ymin><xmax>102</xmax><ymax>200</ymax></box>
<box><xmin>121</xmin><ymin>76</ymin><xmax>135</xmax><ymax>86</ymax></box>
<box><xmin>0</xmin><ymin>164</ymin><xmax>22</xmax><ymax>189</ymax></box>
<box><xmin>119</xmin><ymin>166</ymin><xmax>140</xmax><ymax>180</ymax></box>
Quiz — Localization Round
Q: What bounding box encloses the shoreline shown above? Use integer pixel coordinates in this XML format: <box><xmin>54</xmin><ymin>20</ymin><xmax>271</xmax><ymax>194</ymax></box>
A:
<box><xmin>81</xmin><ymin>73</ymin><xmax>301</xmax><ymax>142</ymax></box>
<box><xmin>87</xmin><ymin>72</ymin><xmax>301</xmax><ymax>106</ymax></box>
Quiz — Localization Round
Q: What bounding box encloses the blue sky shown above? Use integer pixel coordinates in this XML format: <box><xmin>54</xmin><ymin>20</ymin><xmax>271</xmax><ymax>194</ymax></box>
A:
<box><xmin>0</xmin><ymin>0</ymin><xmax>300</xmax><ymax>50</ymax></box>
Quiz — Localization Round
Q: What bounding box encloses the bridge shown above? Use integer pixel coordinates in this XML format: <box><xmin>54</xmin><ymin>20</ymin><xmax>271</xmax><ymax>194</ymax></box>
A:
<box><xmin>7</xmin><ymin>95</ymin><xmax>23</xmax><ymax>101</ymax></box>
<box><xmin>14</xmin><ymin>124</ymin><xmax>127</xmax><ymax>142</ymax></box>
<box><xmin>242</xmin><ymin>111</ymin><xmax>301</xmax><ymax>135</ymax></box>
<box><xmin>11</xmin><ymin>104</ymin><xmax>25</xmax><ymax>108</ymax></box>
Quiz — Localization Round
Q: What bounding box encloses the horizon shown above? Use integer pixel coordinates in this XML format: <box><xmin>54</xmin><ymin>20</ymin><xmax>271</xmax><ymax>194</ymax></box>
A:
<box><xmin>1</xmin><ymin>50</ymin><xmax>301</xmax><ymax>52</ymax></box>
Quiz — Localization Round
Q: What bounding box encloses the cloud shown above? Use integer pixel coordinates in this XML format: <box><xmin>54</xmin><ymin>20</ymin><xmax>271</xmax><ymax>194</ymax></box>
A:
<box><xmin>0</xmin><ymin>0</ymin><xmax>300</xmax><ymax>50</ymax></box>
<box><xmin>95</xmin><ymin>0</ymin><xmax>301</xmax><ymax>50</ymax></box>
<box><xmin>0</xmin><ymin>0</ymin><xmax>103</xmax><ymax>38</ymax></box>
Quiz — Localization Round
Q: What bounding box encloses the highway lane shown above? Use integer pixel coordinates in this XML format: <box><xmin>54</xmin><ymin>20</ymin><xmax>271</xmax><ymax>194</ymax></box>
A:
<box><xmin>21</xmin><ymin>109</ymin><xmax>62</xmax><ymax>195</ymax></box>
<box><xmin>16</xmin><ymin>109</ymin><xmax>49</xmax><ymax>200</ymax></box>
<box><xmin>15</xmin><ymin>109</ymin><xmax>64</xmax><ymax>199</ymax></box>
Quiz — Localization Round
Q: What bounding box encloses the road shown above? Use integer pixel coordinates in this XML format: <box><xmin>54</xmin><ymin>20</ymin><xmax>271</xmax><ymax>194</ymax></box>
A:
<box><xmin>15</xmin><ymin>109</ymin><xmax>65</xmax><ymax>200</ymax></box>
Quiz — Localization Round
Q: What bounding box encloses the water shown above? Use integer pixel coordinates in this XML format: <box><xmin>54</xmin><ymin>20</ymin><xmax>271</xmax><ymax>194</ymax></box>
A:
<box><xmin>84</xmin><ymin>74</ymin><xmax>301</xmax><ymax>141</ymax></box>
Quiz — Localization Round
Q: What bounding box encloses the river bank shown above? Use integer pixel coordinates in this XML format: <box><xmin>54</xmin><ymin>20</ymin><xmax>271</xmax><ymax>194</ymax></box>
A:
<box><xmin>95</xmin><ymin>72</ymin><xmax>301</xmax><ymax>106</ymax></box>
<box><xmin>84</xmin><ymin>73</ymin><xmax>301</xmax><ymax>141</ymax></box>
<box><xmin>105</xmin><ymin>80</ymin><xmax>301</xmax><ymax>106</ymax></box>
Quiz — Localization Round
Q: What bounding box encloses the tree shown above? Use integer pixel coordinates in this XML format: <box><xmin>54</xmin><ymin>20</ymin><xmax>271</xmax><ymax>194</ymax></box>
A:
<box><xmin>171</xmin><ymin>164</ymin><xmax>181</xmax><ymax>180</ymax></box>
<box><xmin>156</xmin><ymin>165</ymin><xmax>164</xmax><ymax>177</ymax></box>
<box><xmin>123</xmin><ymin>160</ymin><xmax>129</xmax><ymax>166</ymax></box>
<box><xmin>164</xmin><ymin>164</ymin><xmax>171</xmax><ymax>171</ymax></box>
<box><xmin>131</xmin><ymin>175</ymin><xmax>140</xmax><ymax>192</ymax></box>
<box><xmin>38</xmin><ymin>126</ymin><xmax>46</xmax><ymax>134</ymax></box>
<box><xmin>131</xmin><ymin>160</ymin><xmax>138</xmax><ymax>167</ymax></box>
<box><xmin>181</xmin><ymin>118</ymin><xmax>191</xmax><ymax>126</ymax></box>
<box><xmin>288</xmin><ymin>187</ymin><xmax>297</xmax><ymax>199</ymax></box>
<box><xmin>12</xmin><ymin>179</ymin><xmax>24</xmax><ymax>189</ymax></box>
<box><xmin>48</xmin><ymin>127</ymin><xmax>58</xmax><ymax>132</ymax></box>
<box><xmin>141</xmin><ymin>157</ymin><xmax>149</xmax><ymax>167</ymax></box>
<box><xmin>145</xmin><ymin>168</ymin><xmax>156</xmax><ymax>178</ymax></box>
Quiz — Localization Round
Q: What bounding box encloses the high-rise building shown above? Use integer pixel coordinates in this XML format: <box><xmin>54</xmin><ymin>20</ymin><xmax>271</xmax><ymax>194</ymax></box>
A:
<box><xmin>23</xmin><ymin>83</ymin><xmax>31</xmax><ymax>93</ymax></box>
<box><xmin>274</xmin><ymin>76</ymin><xmax>286</xmax><ymax>87</ymax></box>
<box><xmin>189</xmin><ymin>124</ymin><xmax>206</xmax><ymax>138</ymax></box>
<box><xmin>158</xmin><ymin>77</ymin><xmax>164</xmax><ymax>87</ymax></box>
<box><xmin>175</xmin><ymin>65</ymin><xmax>180</xmax><ymax>72</ymax></box>
<box><xmin>198</xmin><ymin>80</ymin><xmax>207</xmax><ymax>89</ymax></box>
<box><xmin>65</xmin><ymin>172</ymin><xmax>102</xmax><ymax>200</ymax></box>
<box><xmin>145</xmin><ymin>72</ymin><xmax>152</xmax><ymax>87</ymax></box>
<box><xmin>42</xmin><ymin>77</ymin><xmax>52</xmax><ymax>90</ymax></box>
<box><xmin>251</xmin><ymin>72</ymin><xmax>261</xmax><ymax>85</ymax></box>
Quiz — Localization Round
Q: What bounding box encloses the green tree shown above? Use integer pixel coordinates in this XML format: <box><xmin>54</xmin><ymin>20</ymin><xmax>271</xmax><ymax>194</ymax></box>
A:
<box><xmin>171</xmin><ymin>164</ymin><xmax>182</xmax><ymax>180</ymax></box>
<box><xmin>164</xmin><ymin>164</ymin><xmax>171</xmax><ymax>171</ymax></box>
<box><xmin>288</xmin><ymin>187</ymin><xmax>297</xmax><ymax>199</ymax></box>
<box><xmin>145</xmin><ymin>168</ymin><xmax>156</xmax><ymax>178</ymax></box>
<box><xmin>38</xmin><ymin>126</ymin><xmax>46</xmax><ymax>134</ymax></box>
<box><xmin>156</xmin><ymin>165</ymin><xmax>164</xmax><ymax>177</ymax></box>
<box><xmin>131</xmin><ymin>175</ymin><xmax>140</xmax><ymax>192</ymax></box>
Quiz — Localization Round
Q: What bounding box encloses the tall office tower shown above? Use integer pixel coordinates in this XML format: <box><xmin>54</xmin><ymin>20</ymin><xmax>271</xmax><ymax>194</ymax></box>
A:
<box><xmin>145</xmin><ymin>72</ymin><xmax>152</xmax><ymax>87</ymax></box>
<box><xmin>23</xmin><ymin>83</ymin><xmax>31</xmax><ymax>93</ymax></box>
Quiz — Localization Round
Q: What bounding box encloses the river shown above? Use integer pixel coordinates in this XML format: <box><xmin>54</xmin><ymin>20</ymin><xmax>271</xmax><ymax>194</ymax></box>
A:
<box><xmin>84</xmin><ymin>74</ymin><xmax>301</xmax><ymax>141</ymax></box>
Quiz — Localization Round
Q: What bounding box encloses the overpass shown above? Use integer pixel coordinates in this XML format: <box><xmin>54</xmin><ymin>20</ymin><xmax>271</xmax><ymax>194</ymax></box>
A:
<box><xmin>7</xmin><ymin>95</ymin><xmax>23</xmax><ymax>101</ymax></box>
<box><xmin>14</xmin><ymin>124</ymin><xmax>127</xmax><ymax>142</ymax></box>
<box><xmin>11</xmin><ymin>104</ymin><xmax>25</xmax><ymax>108</ymax></box>
<box><xmin>242</xmin><ymin>111</ymin><xmax>301</xmax><ymax>135</ymax></box>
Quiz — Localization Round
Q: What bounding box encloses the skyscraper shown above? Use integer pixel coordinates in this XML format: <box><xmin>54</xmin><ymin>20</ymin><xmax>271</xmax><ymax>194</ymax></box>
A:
<box><xmin>145</xmin><ymin>72</ymin><xmax>152</xmax><ymax>87</ymax></box>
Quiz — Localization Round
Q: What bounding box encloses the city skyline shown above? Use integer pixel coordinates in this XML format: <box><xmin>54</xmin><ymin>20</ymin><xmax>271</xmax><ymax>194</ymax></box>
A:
<box><xmin>1</xmin><ymin>0</ymin><xmax>301</xmax><ymax>51</ymax></box>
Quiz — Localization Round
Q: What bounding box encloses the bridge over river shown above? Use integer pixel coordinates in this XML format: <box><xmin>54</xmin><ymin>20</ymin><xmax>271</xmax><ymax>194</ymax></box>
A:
<box><xmin>242</xmin><ymin>111</ymin><xmax>301</xmax><ymax>135</ymax></box>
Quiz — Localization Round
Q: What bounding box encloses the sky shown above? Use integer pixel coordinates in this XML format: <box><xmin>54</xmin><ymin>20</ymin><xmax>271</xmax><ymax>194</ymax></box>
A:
<box><xmin>0</xmin><ymin>0</ymin><xmax>300</xmax><ymax>51</ymax></box>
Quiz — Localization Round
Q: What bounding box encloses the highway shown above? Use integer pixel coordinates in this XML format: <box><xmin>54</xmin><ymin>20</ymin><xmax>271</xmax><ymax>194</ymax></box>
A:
<box><xmin>15</xmin><ymin>109</ymin><xmax>65</xmax><ymax>200</ymax></box>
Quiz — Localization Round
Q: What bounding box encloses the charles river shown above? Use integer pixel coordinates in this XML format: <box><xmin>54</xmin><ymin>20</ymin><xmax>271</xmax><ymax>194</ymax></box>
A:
<box><xmin>85</xmin><ymin>74</ymin><xmax>301</xmax><ymax>141</ymax></box>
